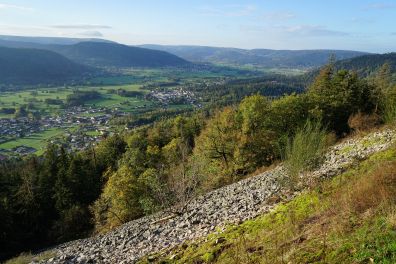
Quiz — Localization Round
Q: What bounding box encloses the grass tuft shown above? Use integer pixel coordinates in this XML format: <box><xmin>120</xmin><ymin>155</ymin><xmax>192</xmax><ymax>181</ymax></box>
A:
<box><xmin>383</xmin><ymin>101</ymin><xmax>396</xmax><ymax>124</ymax></box>
<box><xmin>283</xmin><ymin>119</ymin><xmax>331</xmax><ymax>186</ymax></box>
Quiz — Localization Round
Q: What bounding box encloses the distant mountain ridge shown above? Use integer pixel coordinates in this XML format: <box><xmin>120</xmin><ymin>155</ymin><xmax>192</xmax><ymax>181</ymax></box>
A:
<box><xmin>0</xmin><ymin>47</ymin><xmax>93</xmax><ymax>85</ymax></box>
<box><xmin>0</xmin><ymin>37</ymin><xmax>190</xmax><ymax>68</ymax></box>
<box><xmin>139</xmin><ymin>44</ymin><xmax>369</xmax><ymax>69</ymax></box>
<box><xmin>49</xmin><ymin>42</ymin><xmax>190</xmax><ymax>68</ymax></box>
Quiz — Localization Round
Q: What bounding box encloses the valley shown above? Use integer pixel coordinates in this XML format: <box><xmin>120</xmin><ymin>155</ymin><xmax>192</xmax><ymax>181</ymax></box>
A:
<box><xmin>1</xmin><ymin>9</ymin><xmax>396</xmax><ymax>262</ymax></box>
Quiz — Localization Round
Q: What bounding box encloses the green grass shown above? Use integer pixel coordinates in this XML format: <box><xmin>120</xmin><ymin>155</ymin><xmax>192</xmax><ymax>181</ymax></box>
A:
<box><xmin>0</xmin><ymin>89</ymin><xmax>68</xmax><ymax>113</ymax></box>
<box><xmin>141</xmin><ymin>146</ymin><xmax>396</xmax><ymax>264</ymax></box>
<box><xmin>85</xmin><ymin>130</ymin><xmax>102</xmax><ymax>136</ymax></box>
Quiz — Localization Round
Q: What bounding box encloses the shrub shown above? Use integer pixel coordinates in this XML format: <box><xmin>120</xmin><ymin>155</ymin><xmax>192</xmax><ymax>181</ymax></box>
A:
<box><xmin>348</xmin><ymin>112</ymin><xmax>381</xmax><ymax>132</ymax></box>
<box><xmin>283</xmin><ymin>119</ymin><xmax>330</xmax><ymax>185</ymax></box>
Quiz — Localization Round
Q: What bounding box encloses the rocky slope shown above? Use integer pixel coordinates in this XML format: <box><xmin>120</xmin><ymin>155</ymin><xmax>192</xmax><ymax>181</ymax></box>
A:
<box><xmin>37</xmin><ymin>129</ymin><xmax>396</xmax><ymax>264</ymax></box>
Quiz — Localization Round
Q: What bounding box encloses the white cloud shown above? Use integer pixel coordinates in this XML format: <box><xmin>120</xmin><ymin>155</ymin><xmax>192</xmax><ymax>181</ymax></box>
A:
<box><xmin>0</xmin><ymin>3</ymin><xmax>33</xmax><ymax>11</ymax></box>
<box><xmin>51</xmin><ymin>24</ymin><xmax>112</xmax><ymax>29</ymax></box>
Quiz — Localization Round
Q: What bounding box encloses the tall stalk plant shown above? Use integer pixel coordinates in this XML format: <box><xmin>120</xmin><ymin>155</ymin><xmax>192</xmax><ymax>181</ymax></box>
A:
<box><xmin>283</xmin><ymin>119</ymin><xmax>330</xmax><ymax>186</ymax></box>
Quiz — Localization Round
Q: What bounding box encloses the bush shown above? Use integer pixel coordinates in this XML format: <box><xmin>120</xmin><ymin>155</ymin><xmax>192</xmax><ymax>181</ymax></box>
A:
<box><xmin>348</xmin><ymin>112</ymin><xmax>381</xmax><ymax>132</ymax></box>
<box><xmin>283</xmin><ymin>120</ymin><xmax>330</xmax><ymax>185</ymax></box>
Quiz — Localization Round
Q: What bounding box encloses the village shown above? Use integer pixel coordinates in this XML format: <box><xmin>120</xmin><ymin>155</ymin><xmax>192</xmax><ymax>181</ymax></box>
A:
<box><xmin>0</xmin><ymin>106</ymin><xmax>120</xmax><ymax>158</ymax></box>
<box><xmin>147</xmin><ymin>87</ymin><xmax>197</xmax><ymax>105</ymax></box>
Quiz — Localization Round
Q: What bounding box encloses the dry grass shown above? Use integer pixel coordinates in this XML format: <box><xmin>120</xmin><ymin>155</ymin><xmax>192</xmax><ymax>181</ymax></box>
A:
<box><xmin>336</xmin><ymin>161</ymin><xmax>396</xmax><ymax>216</ymax></box>
<box><xmin>386</xmin><ymin>206</ymin><xmax>396</xmax><ymax>229</ymax></box>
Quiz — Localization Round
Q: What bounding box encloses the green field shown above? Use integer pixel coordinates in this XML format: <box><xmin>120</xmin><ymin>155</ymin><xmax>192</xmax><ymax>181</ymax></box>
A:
<box><xmin>0</xmin><ymin>83</ymin><xmax>153</xmax><ymax>115</ymax></box>
<box><xmin>0</xmin><ymin>89</ymin><xmax>67</xmax><ymax>117</ymax></box>
<box><xmin>83</xmin><ymin>84</ymin><xmax>154</xmax><ymax>111</ymax></box>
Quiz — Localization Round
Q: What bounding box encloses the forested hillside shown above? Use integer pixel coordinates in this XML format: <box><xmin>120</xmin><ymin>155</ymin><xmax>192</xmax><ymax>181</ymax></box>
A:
<box><xmin>0</xmin><ymin>37</ymin><xmax>190</xmax><ymax>71</ymax></box>
<box><xmin>2</xmin><ymin>62</ymin><xmax>396</xmax><ymax>261</ymax></box>
<box><xmin>140</xmin><ymin>44</ymin><xmax>368</xmax><ymax>68</ymax></box>
<box><xmin>0</xmin><ymin>47</ymin><xmax>93</xmax><ymax>85</ymax></box>
<box><xmin>49</xmin><ymin>42</ymin><xmax>191</xmax><ymax>68</ymax></box>
<box><xmin>0</xmin><ymin>38</ymin><xmax>191</xmax><ymax>69</ymax></box>
<box><xmin>335</xmin><ymin>52</ymin><xmax>396</xmax><ymax>76</ymax></box>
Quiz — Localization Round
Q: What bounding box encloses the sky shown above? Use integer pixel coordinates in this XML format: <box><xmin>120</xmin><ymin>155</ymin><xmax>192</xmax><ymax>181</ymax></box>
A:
<box><xmin>0</xmin><ymin>0</ymin><xmax>395</xmax><ymax>52</ymax></box>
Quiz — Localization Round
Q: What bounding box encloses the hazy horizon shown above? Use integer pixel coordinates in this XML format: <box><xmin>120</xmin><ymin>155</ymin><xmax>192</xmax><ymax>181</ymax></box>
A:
<box><xmin>0</xmin><ymin>0</ymin><xmax>395</xmax><ymax>53</ymax></box>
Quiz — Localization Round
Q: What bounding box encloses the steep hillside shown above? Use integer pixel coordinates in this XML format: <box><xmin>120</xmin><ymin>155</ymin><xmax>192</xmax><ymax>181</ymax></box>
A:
<box><xmin>140</xmin><ymin>45</ymin><xmax>368</xmax><ymax>68</ymax></box>
<box><xmin>148</xmin><ymin>140</ymin><xmax>396</xmax><ymax>263</ymax></box>
<box><xmin>0</xmin><ymin>47</ymin><xmax>93</xmax><ymax>85</ymax></box>
<box><xmin>24</xmin><ymin>128</ymin><xmax>396</xmax><ymax>263</ymax></box>
<box><xmin>49</xmin><ymin>42</ymin><xmax>190</xmax><ymax>68</ymax></box>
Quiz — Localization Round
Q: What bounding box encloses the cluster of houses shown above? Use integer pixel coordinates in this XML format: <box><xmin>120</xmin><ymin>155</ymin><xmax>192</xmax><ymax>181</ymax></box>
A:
<box><xmin>50</xmin><ymin>131</ymin><xmax>103</xmax><ymax>152</ymax></box>
<box><xmin>0</xmin><ymin>117</ymin><xmax>43</xmax><ymax>142</ymax></box>
<box><xmin>147</xmin><ymin>87</ymin><xmax>196</xmax><ymax>105</ymax></box>
<box><xmin>0</xmin><ymin>106</ymin><xmax>122</xmax><ymax>158</ymax></box>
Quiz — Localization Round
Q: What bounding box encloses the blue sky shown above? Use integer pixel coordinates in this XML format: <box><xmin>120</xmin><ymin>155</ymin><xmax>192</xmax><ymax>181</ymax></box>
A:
<box><xmin>0</xmin><ymin>0</ymin><xmax>395</xmax><ymax>52</ymax></box>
